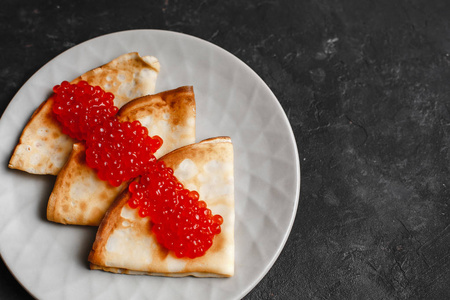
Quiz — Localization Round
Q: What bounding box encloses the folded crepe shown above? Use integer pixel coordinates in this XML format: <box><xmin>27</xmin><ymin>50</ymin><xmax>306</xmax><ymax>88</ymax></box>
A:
<box><xmin>88</xmin><ymin>137</ymin><xmax>234</xmax><ymax>277</ymax></box>
<box><xmin>9</xmin><ymin>52</ymin><xmax>160</xmax><ymax>175</ymax></box>
<box><xmin>47</xmin><ymin>86</ymin><xmax>196</xmax><ymax>226</ymax></box>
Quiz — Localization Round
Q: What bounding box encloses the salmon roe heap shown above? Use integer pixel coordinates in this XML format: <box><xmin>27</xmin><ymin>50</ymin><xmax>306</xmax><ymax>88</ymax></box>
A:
<box><xmin>85</xmin><ymin>118</ymin><xmax>163</xmax><ymax>187</ymax></box>
<box><xmin>128</xmin><ymin>161</ymin><xmax>223</xmax><ymax>259</ymax></box>
<box><xmin>52</xmin><ymin>80</ymin><xmax>118</xmax><ymax>141</ymax></box>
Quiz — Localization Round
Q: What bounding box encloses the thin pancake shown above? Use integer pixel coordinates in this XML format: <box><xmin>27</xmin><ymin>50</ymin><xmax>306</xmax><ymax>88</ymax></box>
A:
<box><xmin>9</xmin><ymin>52</ymin><xmax>160</xmax><ymax>175</ymax></box>
<box><xmin>88</xmin><ymin>137</ymin><xmax>235</xmax><ymax>277</ymax></box>
<box><xmin>47</xmin><ymin>86</ymin><xmax>196</xmax><ymax>226</ymax></box>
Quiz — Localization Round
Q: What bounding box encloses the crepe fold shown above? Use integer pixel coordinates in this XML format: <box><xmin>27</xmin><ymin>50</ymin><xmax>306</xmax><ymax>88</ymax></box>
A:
<box><xmin>88</xmin><ymin>137</ymin><xmax>235</xmax><ymax>277</ymax></box>
<box><xmin>47</xmin><ymin>86</ymin><xmax>196</xmax><ymax>226</ymax></box>
<box><xmin>9</xmin><ymin>52</ymin><xmax>160</xmax><ymax>175</ymax></box>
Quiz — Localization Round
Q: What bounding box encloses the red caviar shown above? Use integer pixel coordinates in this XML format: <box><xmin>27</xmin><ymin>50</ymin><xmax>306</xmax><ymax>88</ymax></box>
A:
<box><xmin>52</xmin><ymin>80</ymin><xmax>118</xmax><ymax>141</ymax></box>
<box><xmin>85</xmin><ymin>118</ymin><xmax>162</xmax><ymax>187</ymax></box>
<box><xmin>128</xmin><ymin>161</ymin><xmax>223</xmax><ymax>259</ymax></box>
<box><xmin>52</xmin><ymin>80</ymin><xmax>221</xmax><ymax>257</ymax></box>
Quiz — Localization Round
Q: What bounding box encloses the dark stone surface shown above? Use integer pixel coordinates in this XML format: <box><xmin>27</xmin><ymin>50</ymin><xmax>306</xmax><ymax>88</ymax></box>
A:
<box><xmin>1</xmin><ymin>0</ymin><xmax>450</xmax><ymax>299</ymax></box>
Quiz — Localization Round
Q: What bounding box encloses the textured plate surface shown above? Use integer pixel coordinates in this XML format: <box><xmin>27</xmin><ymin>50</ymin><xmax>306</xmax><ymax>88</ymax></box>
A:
<box><xmin>0</xmin><ymin>30</ymin><xmax>300</xmax><ymax>300</ymax></box>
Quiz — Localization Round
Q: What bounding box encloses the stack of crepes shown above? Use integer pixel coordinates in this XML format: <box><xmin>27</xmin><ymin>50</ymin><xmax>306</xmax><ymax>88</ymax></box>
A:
<box><xmin>9</xmin><ymin>53</ymin><xmax>234</xmax><ymax>277</ymax></box>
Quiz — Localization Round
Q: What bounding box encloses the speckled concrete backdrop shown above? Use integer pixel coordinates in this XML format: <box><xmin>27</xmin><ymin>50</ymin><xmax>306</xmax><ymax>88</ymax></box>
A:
<box><xmin>1</xmin><ymin>0</ymin><xmax>450</xmax><ymax>299</ymax></box>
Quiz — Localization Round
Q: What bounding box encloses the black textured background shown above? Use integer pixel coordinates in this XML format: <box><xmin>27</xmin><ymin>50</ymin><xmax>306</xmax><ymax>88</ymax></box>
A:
<box><xmin>1</xmin><ymin>0</ymin><xmax>450</xmax><ymax>299</ymax></box>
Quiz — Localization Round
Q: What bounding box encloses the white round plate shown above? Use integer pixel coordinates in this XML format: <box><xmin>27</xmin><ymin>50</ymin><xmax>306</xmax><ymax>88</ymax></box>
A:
<box><xmin>0</xmin><ymin>30</ymin><xmax>300</xmax><ymax>300</ymax></box>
